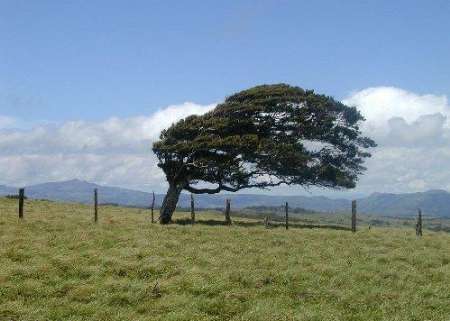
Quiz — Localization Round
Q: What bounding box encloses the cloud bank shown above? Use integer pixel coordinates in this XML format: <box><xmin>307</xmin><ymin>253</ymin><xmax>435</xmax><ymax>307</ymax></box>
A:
<box><xmin>1</xmin><ymin>87</ymin><xmax>450</xmax><ymax>194</ymax></box>
<box><xmin>0</xmin><ymin>102</ymin><xmax>215</xmax><ymax>189</ymax></box>
<box><xmin>343</xmin><ymin>87</ymin><xmax>450</xmax><ymax>193</ymax></box>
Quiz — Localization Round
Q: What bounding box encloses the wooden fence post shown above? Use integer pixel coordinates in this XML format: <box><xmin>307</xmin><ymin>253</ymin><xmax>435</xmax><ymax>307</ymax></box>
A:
<box><xmin>264</xmin><ymin>215</ymin><xmax>269</xmax><ymax>229</ymax></box>
<box><xmin>94</xmin><ymin>189</ymin><xmax>98</xmax><ymax>223</ymax></box>
<box><xmin>351</xmin><ymin>200</ymin><xmax>357</xmax><ymax>233</ymax></box>
<box><xmin>151</xmin><ymin>191</ymin><xmax>155</xmax><ymax>223</ymax></box>
<box><xmin>416</xmin><ymin>208</ymin><xmax>422</xmax><ymax>237</ymax></box>
<box><xmin>285</xmin><ymin>202</ymin><xmax>289</xmax><ymax>230</ymax></box>
<box><xmin>190</xmin><ymin>193</ymin><xmax>195</xmax><ymax>223</ymax></box>
<box><xmin>18</xmin><ymin>188</ymin><xmax>25</xmax><ymax>219</ymax></box>
<box><xmin>224</xmin><ymin>199</ymin><xmax>231</xmax><ymax>225</ymax></box>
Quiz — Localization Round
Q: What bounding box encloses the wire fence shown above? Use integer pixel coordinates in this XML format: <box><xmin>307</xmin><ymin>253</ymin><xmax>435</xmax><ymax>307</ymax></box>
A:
<box><xmin>6</xmin><ymin>188</ymin><xmax>448</xmax><ymax>234</ymax></box>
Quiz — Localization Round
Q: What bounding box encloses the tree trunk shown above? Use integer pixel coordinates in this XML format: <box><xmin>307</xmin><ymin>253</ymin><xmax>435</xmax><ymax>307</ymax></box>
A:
<box><xmin>159</xmin><ymin>183</ymin><xmax>183</xmax><ymax>224</ymax></box>
<box><xmin>224</xmin><ymin>199</ymin><xmax>232</xmax><ymax>225</ymax></box>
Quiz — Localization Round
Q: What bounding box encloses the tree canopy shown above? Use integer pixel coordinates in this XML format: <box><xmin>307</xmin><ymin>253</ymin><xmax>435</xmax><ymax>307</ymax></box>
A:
<box><xmin>153</xmin><ymin>84</ymin><xmax>376</xmax><ymax>223</ymax></box>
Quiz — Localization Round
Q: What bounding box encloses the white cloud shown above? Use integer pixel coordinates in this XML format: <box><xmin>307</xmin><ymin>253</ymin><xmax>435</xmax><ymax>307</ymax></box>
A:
<box><xmin>343</xmin><ymin>87</ymin><xmax>450</xmax><ymax>146</ymax></box>
<box><xmin>342</xmin><ymin>87</ymin><xmax>450</xmax><ymax>193</ymax></box>
<box><xmin>0</xmin><ymin>102</ymin><xmax>215</xmax><ymax>155</ymax></box>
<box><xmin>344</xmin><ymin>86</ymin><xmax>449</xmax><ymax>131</ymax></box>
<box><xmin>0</xmin><ymin>102</ymin><xmax>215</xmax><ymax>189</ymax></box>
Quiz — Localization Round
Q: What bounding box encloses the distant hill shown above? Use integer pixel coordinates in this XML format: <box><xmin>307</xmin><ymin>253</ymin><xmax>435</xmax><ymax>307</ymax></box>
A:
<box><xmin>358</xmin><ymin>190</ymin><xmax>450</xmax><ymax>217</ymax></box>
<box><xmin>1</xmin><ymin>180</ymin><xmax>450</xmax><ymax>217</ymax></box>
<box><xmin>20</xmin><ymin>180</ymin><xmax>154</xmax><ymax>208</ymax></box>
<box><xmin>0</xmin><ymin>179</ymin><xmax>350</xmax><ymax>212</ymax></box>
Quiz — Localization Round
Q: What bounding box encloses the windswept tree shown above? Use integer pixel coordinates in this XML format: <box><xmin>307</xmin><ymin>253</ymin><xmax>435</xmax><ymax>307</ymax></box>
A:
<box><xmin>153</xmin><ymin>84</ymin><xmax>376</xmax><ymax>224</ymax></box>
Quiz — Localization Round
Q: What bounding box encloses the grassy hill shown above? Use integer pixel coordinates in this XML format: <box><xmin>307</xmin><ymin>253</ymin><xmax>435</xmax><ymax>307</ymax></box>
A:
<box><xmin>1</xmin><ymin>198</ymin><xmax>449</xmax><ymax>321</ymax></box>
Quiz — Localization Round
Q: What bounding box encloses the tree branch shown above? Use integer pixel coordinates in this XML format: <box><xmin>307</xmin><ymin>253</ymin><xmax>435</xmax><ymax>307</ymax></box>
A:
<box><xmin>184</xmin><ymin>179</ymin><xmax>292</xmax><ymax>194</ymax></box>
<box><xmin>184</xmin><ymin>184</ymin><xmax>222</xmax><ymax>194</ymax></box>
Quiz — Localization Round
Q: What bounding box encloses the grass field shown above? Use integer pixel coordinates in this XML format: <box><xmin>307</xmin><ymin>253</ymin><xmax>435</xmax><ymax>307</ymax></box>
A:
<box><xmin>1</xmin><ymin>198</ymin><xmax>450</xmax><ymax>321</ymax></box>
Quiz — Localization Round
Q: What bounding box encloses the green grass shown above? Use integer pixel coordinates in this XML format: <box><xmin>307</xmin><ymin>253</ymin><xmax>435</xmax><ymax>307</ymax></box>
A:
<box><xmin>1</xmin><ymin>198</ymin><xmax>450</xmax><ymax>321</ymax></box>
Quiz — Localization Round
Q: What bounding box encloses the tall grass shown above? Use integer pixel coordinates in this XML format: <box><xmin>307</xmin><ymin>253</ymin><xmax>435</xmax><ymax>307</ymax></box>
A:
<box><xmin>1</xmin><ymin>198</ymin><xmax>449</xmax><ymax>320</ymax></box>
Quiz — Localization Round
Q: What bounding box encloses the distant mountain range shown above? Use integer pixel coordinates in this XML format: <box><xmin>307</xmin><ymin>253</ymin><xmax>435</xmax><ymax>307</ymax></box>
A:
<box><xmin>1</xmin><ymin>179</ymin><xmax>450</xmax><ymax>217</ymax></box>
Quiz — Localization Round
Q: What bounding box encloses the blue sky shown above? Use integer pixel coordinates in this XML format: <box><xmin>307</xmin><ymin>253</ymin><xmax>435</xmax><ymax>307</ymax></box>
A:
<box><xmin>1</xmin><ymin>1</ymin><xmax>450</xmax><ymax>195</ymax></box>
<box><xmin>1</xmin><ymin>0</ymin><xmax>449</xmax><ymax>122</ymax></box>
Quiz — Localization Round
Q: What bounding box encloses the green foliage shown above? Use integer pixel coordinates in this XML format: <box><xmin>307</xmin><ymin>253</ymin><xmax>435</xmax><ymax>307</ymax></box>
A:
<box><xmin>1</xmin><ymin>198</ymin><xmax>450</xmax><ymax>320</ymax></box>
<box><xmin>153</xmin><ymin>84</ymin><xmax>376</xmax><ymax>195</ymax></box>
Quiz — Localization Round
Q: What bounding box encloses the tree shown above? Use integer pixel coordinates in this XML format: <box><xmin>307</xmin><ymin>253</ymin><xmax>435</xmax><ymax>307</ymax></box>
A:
<box><xmin>153</xmin><ymin>84</ymin><xmax>376</xmax><ymax>224</ymax></box>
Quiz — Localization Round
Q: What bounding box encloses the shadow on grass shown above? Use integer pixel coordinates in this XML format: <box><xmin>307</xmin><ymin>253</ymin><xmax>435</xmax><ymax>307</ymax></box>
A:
<box><xmin>172</xmin><ymin>218</ymin><xmax>351</xmax><ymax>231</ymax></box>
